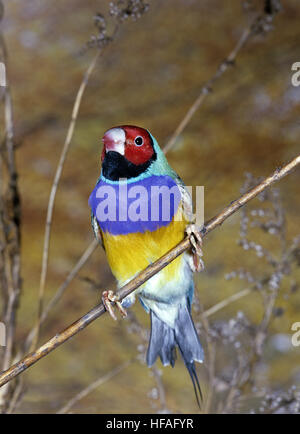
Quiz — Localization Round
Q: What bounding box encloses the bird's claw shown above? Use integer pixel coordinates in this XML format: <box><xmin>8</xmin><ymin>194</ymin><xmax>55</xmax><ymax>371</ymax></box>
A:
<box><xmin>186</xmin><ymin>224</ymin><xmax>204</xmax><ymax>272</ymax></box>
<box><xmin>102</xmin><ymin>290</ymin><xmax>127</xmax><ymax>320</ymax></box>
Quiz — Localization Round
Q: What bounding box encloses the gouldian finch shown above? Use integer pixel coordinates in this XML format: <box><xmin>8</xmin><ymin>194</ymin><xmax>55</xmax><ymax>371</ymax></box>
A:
<box><xmin>89</xmin><ymin>125</ymin><xmax>204</xmax><ymax>405</ymax></box>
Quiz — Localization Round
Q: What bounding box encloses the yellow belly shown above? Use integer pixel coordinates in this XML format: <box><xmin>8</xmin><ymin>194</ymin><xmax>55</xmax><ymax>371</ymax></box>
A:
<box><xmin>102</xmin><ymin>211</ymin><xmax>188</xmax><ymax>286</ymax></box>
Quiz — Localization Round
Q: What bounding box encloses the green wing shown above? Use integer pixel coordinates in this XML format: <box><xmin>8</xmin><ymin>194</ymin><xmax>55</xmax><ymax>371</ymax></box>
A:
<box><xmin>91</xmin><ymin>212</ymin><xmax>105</xmax><ymax>250</ymax></box>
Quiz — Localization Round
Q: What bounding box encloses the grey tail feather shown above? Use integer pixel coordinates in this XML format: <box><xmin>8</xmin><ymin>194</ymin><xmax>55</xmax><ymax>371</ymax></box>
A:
<box><xmin>146</xmin><ymin>303</ymin><xmax>204</xmax><ymax>407</ymax></box>
<box><xmin>185</xmin><ymin>361</ymin><xmax>203</xmax><ymax>408</ymax></box>
<box><xmin>146</xmin><ymin>309</ymin><xmax>177</xmax><ymax>367</ymax></box>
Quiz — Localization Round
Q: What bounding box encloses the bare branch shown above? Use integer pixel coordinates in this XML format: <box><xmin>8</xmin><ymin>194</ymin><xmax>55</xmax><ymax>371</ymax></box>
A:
<box><xmin>0</xmin><ymin>152</ymin><xmax>299</xmax><ymax>389</ymax></box>
<box><xmin>0</xmin><ymin>6</ymin><xmax>22</xmax><ymax>409</ymax></box>
<box><xmin>203</xmin><ymin>288</ymin><xmax>252</xmax><ymax>318</ymax></box>
<box><xmin>24</xmin><ymin>239</ymin><xmax>98</xmax><ymax>352</ymax></box>
<box><xmin>163</xmin><ymin>10</ymin><xmax>279</xmax><ymax>154</ymax></box>
<box><xmin>56</xmin><ymin>360</ymin><xmax>131</xmax><ymax>414</ymax></box>
<box><xmin>35</xmin><ymin>51</ymin><xmax>102</xmax><ymax>348</ymax></box>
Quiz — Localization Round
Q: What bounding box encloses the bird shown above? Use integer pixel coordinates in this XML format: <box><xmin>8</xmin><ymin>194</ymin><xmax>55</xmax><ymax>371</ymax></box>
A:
<box><xmin>89</xmin><ymin>125</ymin><xmax>204</xmax><ymax>406</ymax></box>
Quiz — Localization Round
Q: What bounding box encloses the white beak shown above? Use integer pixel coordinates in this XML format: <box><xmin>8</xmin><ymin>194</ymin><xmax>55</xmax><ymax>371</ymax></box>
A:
<box><xmin>102</xmin><ymin>127</ymin><xmax>125</xmax><ymax>155</ymax></box>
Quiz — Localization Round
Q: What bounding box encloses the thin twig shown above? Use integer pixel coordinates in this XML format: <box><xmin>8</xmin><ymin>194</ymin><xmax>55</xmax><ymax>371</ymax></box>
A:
<box><xmin>24</xmin><ymin>239</ymin><xmax>98</xmax><ymax>352</ymax></box>
<box><xmin>151</xmin><ymin>365</ymin><xmax>168</xmax><ymax>413</ymax></box>
<box><xmin>35</xmin><ymin>51</ymin><xmax>101</xmax><ymax>349</ymax></box>
<box><xmin>0</xmin><ymin>13</ymin><xmax>22</xmax><ymax>410</ymax></box>
<box><xmin>35</xmin><ymin>19</ymin><xmax>122</xmax><ymax>348</ymax></box>
<box><xmin>163</xmin><ymin>13</ymin><xmax>272</xmax><ymax>154</ymax></box>
<box><xmin>203</xmin><ymin>288</ymin><xmax>252</xmax><ymax>318</ymax></box>
<box><xmin>0</xmin><ymin>152</ymin><xmax>299</xmax><ymax>388</ymax></box>
<box><xmin>6</xmin><ymin>376</ymin><xmax>23</xmax><ymax>414</ymax></box>
<box><xmin>56</xmin><ymin>360</ymin><xmax>131</xmax><ymax>414</ymax></box>
<box><xmin>199</xmin><ymin>307</ymin><xmax>216</xmax><ymax>414</ymax></box>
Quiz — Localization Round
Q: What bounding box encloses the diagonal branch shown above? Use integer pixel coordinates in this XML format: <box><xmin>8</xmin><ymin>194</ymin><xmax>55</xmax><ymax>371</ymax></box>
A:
<box><xmin>56</xmin><ymin>360</ymin><xmax>132</xmax><ymax>414</ymax></box>
<box><xmin>203</xmin><ymin>288</ymin><xmax>252</xmax><ymax>318</ymax></box>
<box><xmin>163</xmin><ymin>10</ymin><xmax>279</xmax><ymax>154</ymax></box>
<box><xmin>24</xmin><ymin>239</ymin><xmax>98</xmax><ymax>352</ymax></box>
<box><xmin>35</xmin><ymin>51</ymin><xmax>101</xmax><ymax>348</ymax></box>
<box><xmin>0</xmin><ymin>152</ymin><xmax>299</xmax><ymax>389</ymax></box>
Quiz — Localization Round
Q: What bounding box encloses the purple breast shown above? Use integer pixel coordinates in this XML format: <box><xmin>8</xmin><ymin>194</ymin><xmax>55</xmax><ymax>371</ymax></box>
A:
<box><xmin>89</xmin><ymin>175</ymin><xmax>181</xmax><ymax>235</ymax></box>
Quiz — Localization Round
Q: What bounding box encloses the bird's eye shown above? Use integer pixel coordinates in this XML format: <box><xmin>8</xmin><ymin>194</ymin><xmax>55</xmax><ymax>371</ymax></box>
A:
<box><xmin>134</xmin><ymin>136</ymin><xmax>144</xmax><ymax>146</ymax></box>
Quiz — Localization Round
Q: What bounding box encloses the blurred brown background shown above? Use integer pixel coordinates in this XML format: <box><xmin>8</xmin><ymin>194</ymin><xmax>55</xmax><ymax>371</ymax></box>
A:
<box><xmin>0</xmin><ymin>0</ymin><xmax>299</xmax><ymax>413</ymax></box>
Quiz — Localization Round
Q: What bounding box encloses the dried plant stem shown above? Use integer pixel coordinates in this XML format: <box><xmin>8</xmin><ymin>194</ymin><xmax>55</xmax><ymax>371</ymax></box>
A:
<box><xmin>36</xmin><ymin>20</ymin><xmax>121</xmax><ymax>348</ymax></box>
<box><xmin>57</xmin><ymin>360</ymin><xmax>131</xmax><ymax>414</ymax></box>
<box><xmin>24</xmin><ymin>239</ymin><xmax>98</xmax><ymax>352</ymax></box>
<box><xmin>6</xmin><ymin>377</ymin><xmax>23</xmax><ymax>414</ymax></box>
<box><xmin>219</xmin><ymin>209</ymin><xmax>291</xmax><ymax>413</ymax></box>
<box><xmin>0</xmin><ymin>152</ymin><xmax>299</xmax><ymax>388</ymax></box>
<box><xmin>203</xmin><ymin>288</ymin><xmax>252</xmax><ymax>318</ymax></box>
<box><xmin>0</xmin><ymin>19</ymin><xmax>22</xmax><ymax>410</ymax></box>
<box><xmin>151</xmin><ymin>365</ymin><xmax>168</xmax><ymax>412</ymax></box>
<box><xmin>35</xmin><ymin>51</ymin><xmax>101</xmax><ymax>349</ymax></box>
<box><xmin>163</xmin><ymin>13</ymin><xmax>267</xmax><ymax>154</ymax></box>
<box><xmin>200</xmin><ymin>314</ymin><xmax>216</xmax><ymax>414</ymax></box>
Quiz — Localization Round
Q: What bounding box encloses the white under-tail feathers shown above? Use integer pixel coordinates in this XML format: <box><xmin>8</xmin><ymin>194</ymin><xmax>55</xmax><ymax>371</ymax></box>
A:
<box><xmin>146</xmin><ymin>301</ymin><xmax>204</xmax><ymax>407</ymax></box>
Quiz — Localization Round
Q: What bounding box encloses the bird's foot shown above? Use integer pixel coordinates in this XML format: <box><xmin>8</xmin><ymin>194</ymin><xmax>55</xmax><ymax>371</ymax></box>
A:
<box><xmin>102</xmin><ymin>290</ymin><xmax>127</xmax><ymax>320</ymax></box>
<box><xmin>185</xmin><ymin>224</ymin><xmax>204</xmax><ymax>272</ymax></box>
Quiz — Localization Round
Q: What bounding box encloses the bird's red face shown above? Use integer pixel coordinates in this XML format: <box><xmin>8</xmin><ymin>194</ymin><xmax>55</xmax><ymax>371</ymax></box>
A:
<box><xmin>101</xmin><ymin>125</ymin><xmax>156</xmax><ymax>181</ymax></box>
<box><xmin>102</xmin><ymin>125</ymin><xmax>155</xmax><ymax>165</ymax></box>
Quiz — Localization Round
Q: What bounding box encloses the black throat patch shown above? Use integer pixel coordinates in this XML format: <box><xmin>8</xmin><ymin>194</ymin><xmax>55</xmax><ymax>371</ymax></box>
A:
<box><xmin>102</xmin><ymin>150</ymin><xmax>157</xmax><ymax>181</ymax></box>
